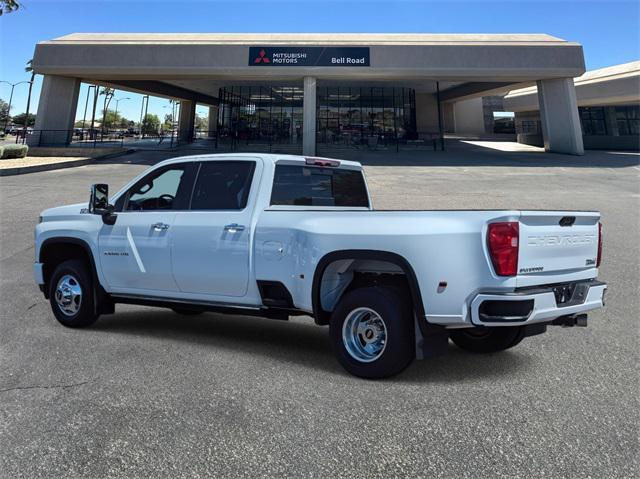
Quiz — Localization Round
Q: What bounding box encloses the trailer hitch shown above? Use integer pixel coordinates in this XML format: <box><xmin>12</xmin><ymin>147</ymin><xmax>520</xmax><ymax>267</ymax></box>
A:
<box><xmin>551</xmin><ymin>314</ymin><xmax>588</xmax><ymax>328</ymax></box>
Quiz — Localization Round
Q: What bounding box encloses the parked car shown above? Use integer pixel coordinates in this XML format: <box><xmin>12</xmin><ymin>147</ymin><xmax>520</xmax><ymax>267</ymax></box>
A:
<box><xmin>33</xmin><ymin>154</ymin><xmax>606</xmax><ymax>378</ymax></box>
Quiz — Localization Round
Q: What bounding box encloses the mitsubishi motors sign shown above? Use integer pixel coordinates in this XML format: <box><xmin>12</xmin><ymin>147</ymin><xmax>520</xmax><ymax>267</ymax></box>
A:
<box><xmin>249</xmin><ymin>46</ymin><xmax>370</xmax><ymax>67</ymax></box>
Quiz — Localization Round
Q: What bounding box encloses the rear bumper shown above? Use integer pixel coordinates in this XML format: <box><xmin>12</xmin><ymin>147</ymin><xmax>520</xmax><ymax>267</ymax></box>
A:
<box><xmin>470</xmin><ymin>280</ymin><xmax>607</xmax><ymax>327</ymax></box>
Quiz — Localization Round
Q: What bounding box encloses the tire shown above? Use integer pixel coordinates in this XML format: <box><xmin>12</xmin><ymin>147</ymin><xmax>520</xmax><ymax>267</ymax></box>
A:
<box><xmin>49</xmin><ymin>259</ymin><xmax>99</xmax><ymax>328</ymax></box>
<box><xmin>329</xmin><ymin>286</ymin><xmax>415</xmax><ymax>379</ymax></box>
<box><xmin>171</xmin><ymin>308</ymin><xmax>203</xmax><ymax>316</ymax></box>
<box><xmin>450</xmin><ymin>326</ymin><xmax>525</xmax><ymax>353</ymax></box>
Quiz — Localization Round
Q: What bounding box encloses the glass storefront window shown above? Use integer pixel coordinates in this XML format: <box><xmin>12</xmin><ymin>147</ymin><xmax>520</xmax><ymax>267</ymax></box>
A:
<box><xmin>579</xmin><ymin>107</ymin><xmax>607</xmax><ymax>136</ymax></box>
<box><xmin>615</xmin><ymin>105</ymin><xmax>639</xmax><ymax>136</ymax></box>
<box><xmin>218</xmin><ymin>85</ymin><xmax>418</xmax><ymax>150</ymax></box>
<box><xmin>316</xmin><ymin>86</ymin><xmax>417</xmax><ymax>147</ymax></box>
<box><xmin>217</xmin><ymin>86</ymin><xmax>304</xmax><ymax>148</ymax></box>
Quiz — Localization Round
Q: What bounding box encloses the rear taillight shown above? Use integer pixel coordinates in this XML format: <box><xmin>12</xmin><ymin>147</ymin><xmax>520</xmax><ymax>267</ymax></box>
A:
<box><xmin>596</xmin><ymin>221</ymin><xmax>603</xmax><ymax>267</ymax></box>
<box><xmin>487</xmin><ymin>222</ymin><xmax>519</xmax><ymax>276</ymax></box>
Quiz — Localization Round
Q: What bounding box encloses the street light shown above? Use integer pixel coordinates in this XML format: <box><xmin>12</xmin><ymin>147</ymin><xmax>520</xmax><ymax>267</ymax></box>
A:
<box><xmin>81</xmin><ymin>85</ymin><xmax>96</xmax><ymax>134</ymax></box>
<box><xmin>113</xmin><ymin>97</ymin><xmax>130</xmax><ymax>130</ymax></box>
<box><xmin>139</xmin><ymin>95</ymin><xmax>149</xmax><ymax>138</ymax></box>
<box><xmin>0</xmin><ymin>80</ymin><xmax>32</xmax><ymax>133</ymax></box>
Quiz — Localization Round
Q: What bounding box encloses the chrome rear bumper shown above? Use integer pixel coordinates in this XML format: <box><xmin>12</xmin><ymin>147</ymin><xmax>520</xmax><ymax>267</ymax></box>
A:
<box><xmin>470</xmin><ymin>280</ymin><xmax>607</xmax><ymax>327</ymax></box>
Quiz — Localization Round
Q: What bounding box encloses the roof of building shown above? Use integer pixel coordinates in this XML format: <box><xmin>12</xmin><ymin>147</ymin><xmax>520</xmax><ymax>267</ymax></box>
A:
<box><xmin>505</xmin><ymin>60</ymin><xmax>640</xmax><ymax>98</ymax></box>
<box><xmin>44</xmin><ymin>32</ymin><xmax>576</xmax><ymax>46</ymax></box>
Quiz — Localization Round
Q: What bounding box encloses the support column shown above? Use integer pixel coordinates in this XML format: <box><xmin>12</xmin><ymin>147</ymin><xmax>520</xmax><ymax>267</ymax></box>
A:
<box><xmin>537</xmin><ymin>78</ymin><xmax>584</xmax><ymax>155</ymax></box>
<box><xmin>302</xmin><ymin>76</ymin><xmax>316</xmax><ymax>156</ymax></box>
<box><xmin>178</xmin><ymin>100</ymin><xmax>196</xmax><ymax>143</ymax></box>
<box><xmin>29</xmin><ymin>75</ymin><xmax>81</xmax><ymax>146</ymax></box>
<box><xmin>208</xmin><ymin>106</ymin><xmax>218</xmax><ymax>138</ymax></box>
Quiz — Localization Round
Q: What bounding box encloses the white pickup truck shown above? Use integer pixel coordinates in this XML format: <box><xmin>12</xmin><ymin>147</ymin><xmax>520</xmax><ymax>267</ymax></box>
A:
<box><xmin>34</xmin><ymin>153</ymin><xmax>606</xmax><ymax>378</ymax></box>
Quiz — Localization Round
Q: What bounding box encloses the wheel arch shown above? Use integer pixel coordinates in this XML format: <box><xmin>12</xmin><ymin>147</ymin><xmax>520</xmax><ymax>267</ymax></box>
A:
<box><xmin>311</xmin><ymin>249</ymin><xmax>426</xmax><ymax>325</ymax></box>
<box><xmin>39</xmin><ymin>237</ymin><xmax>107</xmax><ymax>307</ymax></box>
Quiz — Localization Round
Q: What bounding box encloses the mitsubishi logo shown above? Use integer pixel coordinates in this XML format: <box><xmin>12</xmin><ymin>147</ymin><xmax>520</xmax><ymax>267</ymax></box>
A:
<box><xmin>254</xmin><ymin>49</ymin><xmax>271</xmax><ymax>64</ymax></box>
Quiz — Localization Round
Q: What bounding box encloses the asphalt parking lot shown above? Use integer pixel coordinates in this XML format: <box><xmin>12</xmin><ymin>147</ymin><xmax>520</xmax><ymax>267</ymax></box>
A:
<box><xmin>1</xmin><ymin>145</ymin><xmax>638</xmax><ymax>478</ymax></box>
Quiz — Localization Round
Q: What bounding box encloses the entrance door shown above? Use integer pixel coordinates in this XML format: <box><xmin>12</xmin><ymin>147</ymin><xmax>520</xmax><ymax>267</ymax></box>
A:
<box><xmin>171</xmin><ymin>159</ymin><xmax>259</xmax><ymax>298</ymax></box>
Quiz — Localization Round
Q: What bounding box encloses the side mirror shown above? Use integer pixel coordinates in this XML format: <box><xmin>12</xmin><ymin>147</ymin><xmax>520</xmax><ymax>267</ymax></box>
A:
<box><xmin>89</xmin><ymin>183</ymin><xmax>109</xmax><ymax>212</ymax></box>
<box><xmin>89</xmin><ymin>183</ymin><xmax>117</xmax><ymax>225</ymax></box>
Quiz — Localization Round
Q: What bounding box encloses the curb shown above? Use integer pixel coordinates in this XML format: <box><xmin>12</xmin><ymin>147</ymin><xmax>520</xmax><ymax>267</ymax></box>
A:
<box><xmin>0</xmin><ymin>149</ymin><xmax>135</xmax><ymax>176</ymax></box>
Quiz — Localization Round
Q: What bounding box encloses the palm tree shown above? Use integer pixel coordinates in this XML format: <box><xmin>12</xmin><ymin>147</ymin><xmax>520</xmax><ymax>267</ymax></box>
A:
<box><xmin>0</xmin><ymin>0</ymin><xmax>21</xmax><ymax>15</ymax></box>
<box><xmin>22</xmin><ymin>59</ymin><xmax>35</xmax><ymax>141</ymax></box>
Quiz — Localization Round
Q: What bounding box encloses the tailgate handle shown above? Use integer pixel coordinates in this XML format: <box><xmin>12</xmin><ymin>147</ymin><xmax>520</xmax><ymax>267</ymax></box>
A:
<box><xmin>559</xmin><ymin>216</ymin><xmax>576</xmax><ymax>227</ymax></box>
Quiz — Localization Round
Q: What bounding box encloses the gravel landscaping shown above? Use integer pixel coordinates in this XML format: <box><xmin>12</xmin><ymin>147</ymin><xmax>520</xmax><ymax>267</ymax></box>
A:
<box><xmin>0</xmin><ymin>155</ymin><xmax>89</xmax><ymax>169</ymax></box>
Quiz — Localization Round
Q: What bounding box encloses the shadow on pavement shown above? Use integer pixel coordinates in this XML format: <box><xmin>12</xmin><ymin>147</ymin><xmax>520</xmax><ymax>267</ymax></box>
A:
<box><xmin>93</xmin><ymin>309</ymin><xmax>534</xmax><ymax>382</ymax></box>
<box><xmin>94</xmin><ymin>140</ymin><xmax>640</xmax><ymax>168</ymax></box>
<box><xmin>398</xmin><ymin>345</ymin><xmax>533</xmax><ymax>384</ymax></box>
<box><xmin>333</xmin><ymin>141</ymin><xmax>640</xmax><ymax>168</ymax></box>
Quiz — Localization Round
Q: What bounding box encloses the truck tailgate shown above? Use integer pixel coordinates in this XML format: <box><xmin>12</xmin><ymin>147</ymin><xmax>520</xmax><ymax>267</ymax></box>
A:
<box><xmin>517</xmin><ymin>211</ymin><xmax>600</xmax><ymax>286</ymax></box>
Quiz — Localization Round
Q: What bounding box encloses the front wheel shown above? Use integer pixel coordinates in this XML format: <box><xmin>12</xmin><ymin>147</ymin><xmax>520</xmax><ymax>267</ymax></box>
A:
<box><xmin>449</xmin><ymin>327</ymin><xmax>524</xmax><ymax>353</ymax></box>
<box><xmin>329</xmin><ymin>286</ymin><xmax>415</xmax><ymax>379</ymax></box>
<box><xmin>49</xmin><ymin>259</ymin><xmax>99</xmax><ymax>328</ymax></box>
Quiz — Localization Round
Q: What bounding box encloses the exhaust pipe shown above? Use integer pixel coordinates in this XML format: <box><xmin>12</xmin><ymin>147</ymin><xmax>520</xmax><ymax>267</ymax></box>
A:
<box><xmin>575</xmin><ymin>314</ymin><xmax>588</xmax><ymax>327</ymax></box>
<box><xmin>551</xmin><ymin>314</ymin><xmax>588</xmax><ymax>328</ymax></box>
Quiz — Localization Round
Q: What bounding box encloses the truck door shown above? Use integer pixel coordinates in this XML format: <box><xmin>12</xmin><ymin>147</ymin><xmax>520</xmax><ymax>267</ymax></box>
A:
<box><xmin>98</xmin><ymin>162</ymin><xmax>196</xmax><ymax>293</ymax></box>
<box><xmin>171</xmin><ymin>159</ymin><xmax>260</xmax><ymax>298</ymax></box>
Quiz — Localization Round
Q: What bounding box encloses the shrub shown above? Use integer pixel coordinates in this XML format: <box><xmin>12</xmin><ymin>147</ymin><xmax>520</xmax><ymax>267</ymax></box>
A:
<box><xmin>0</xmin><ymin>146</ymin><xmax>3</xmax><ymax>158</ymax></box>
<box><xmin>1</xmin><ymin>144</ymin><xmax>28</xmax><ymax>159</ymax></box>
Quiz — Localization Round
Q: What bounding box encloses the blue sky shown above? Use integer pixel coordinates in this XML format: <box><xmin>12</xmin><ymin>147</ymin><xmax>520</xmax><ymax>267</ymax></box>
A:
<box><xmin>1</xmin><ymin>0</ymin><xmax>638</xmax><ymax>123</ymax></box>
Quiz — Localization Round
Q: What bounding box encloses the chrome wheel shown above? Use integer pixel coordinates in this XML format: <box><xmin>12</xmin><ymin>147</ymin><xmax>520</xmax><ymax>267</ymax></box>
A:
<box><xmin>54</xmin><ymin>274</ymin><xmax>82</xmax><ymax>316</ymax></box>
<box><xmin>342</xmin><ymin>307</ymin><xmax>387</xmax><ymax>363</ymax></box>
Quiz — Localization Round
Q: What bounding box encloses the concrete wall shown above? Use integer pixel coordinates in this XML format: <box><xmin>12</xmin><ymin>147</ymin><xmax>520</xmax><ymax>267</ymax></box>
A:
<box><xmin>415</xmin><ymin>93</ymin><xmax>439</xmax><ymax>133</ymax></box>
<box><xmin>482</xmin><ymin>96</ymin><xmax>505</xmax><ymax>133</ymax></box>
<box><xmin>452</xmin><ymin>97</ymin><xmax>485</xmax><ymax>134</ymax></box>
<box><xmin>514</xmin><ymin>111</ymin><xmax>543</xmax><ymax>146</ymax></box>
<box><xmin>443</xmin><ymin>103</ymin><xmax>455</xmax><ymax>133</ymax></box>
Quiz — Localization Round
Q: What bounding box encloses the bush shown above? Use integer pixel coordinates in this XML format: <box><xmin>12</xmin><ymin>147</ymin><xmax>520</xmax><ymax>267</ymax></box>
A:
<box><xmin>0</xmin><ymin>146</ymin><xmax>3</xmax><ymax>158</ymax></box>
<box><xmin>1</xmin><ymin>144</ymin><xmax>28</xmax><ymax>159</ymax></box>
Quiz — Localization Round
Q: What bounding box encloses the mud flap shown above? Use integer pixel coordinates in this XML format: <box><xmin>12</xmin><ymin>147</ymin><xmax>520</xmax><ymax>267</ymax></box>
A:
<box><xmin>415</xmin><ymin>318</ymin><xmax>449</xmax><ymax>360</ymax></box>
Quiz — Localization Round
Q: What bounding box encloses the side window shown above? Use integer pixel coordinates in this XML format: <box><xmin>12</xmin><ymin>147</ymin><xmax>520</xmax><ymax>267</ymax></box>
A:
<box><xmin>190</xmin><ymin>161</ymin><xmax>256</xmax><ymax>210</ymax></box>
<box><xmin>270</xmin><ymin>165</ymin><xmax>369</xmax><ymax>207</ymax></box>
<box><xmin>124</xmin><ymin>165</ymin><xmax>189</xmax><ymax>211</ymax></box>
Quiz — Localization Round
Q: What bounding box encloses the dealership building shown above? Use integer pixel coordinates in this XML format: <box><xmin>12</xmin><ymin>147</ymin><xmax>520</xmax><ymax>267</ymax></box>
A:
<box><xmin>31</xmin><ymin>33</ymin><xmax>590</xmax><ymax>155</ymax></box>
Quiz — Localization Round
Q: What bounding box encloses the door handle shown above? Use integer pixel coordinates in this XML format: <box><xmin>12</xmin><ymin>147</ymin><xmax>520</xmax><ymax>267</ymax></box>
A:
<box><xmin>151</xmin><ymin>222</ymin><xmax>170</xmax><ymax>231</ymax></box>
<box><xmin>224</xmin><ymin>223</ymin><xmax>245</xmax><ymax>233</ymax></box>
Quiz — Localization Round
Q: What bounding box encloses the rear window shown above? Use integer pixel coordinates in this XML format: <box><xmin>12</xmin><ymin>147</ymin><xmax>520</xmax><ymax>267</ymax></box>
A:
<box><xmin>270</xmin><ymin>165</ymin><xmax>369</xmax><ymax>207</ymax></box>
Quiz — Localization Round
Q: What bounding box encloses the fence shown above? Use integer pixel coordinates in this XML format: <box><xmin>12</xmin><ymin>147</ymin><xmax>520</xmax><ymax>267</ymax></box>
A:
<box><xmin>15</xmin><ymin>129</ymin><xmax>184</xmax><ymax>150</ymax></box>
<box><xmin>9</xmin><ymin>128</ymin><xmax>445</xmax><ymax>153</ymax></box>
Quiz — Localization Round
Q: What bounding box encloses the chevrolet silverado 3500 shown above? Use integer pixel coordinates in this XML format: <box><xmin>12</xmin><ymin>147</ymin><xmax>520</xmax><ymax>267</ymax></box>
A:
<box><xmin>34</xmin><ymin>154</ymin><xmax>606</xmax><ymax>378</ymax></box>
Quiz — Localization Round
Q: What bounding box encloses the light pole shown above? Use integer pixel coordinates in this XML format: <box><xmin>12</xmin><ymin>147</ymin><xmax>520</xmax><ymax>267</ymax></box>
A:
<box><xmin>89</xmin><ymin>86</ymin><xmax>99</xmax><ymax>141</ymax></box>
<box><xmin>139</xmin><ymin>95</ymin><xmax>149</xmax><ymax>138</ymax></box>
<box><xmin>81</xmin><ymin>85</ymin><xmax>96</xmax><ymax>133</ymax></box>
<box><xmin>0</xmin><ymin>80</ymin><xmax>32</xmax><ymax>133</ymax></box>
<box><xmin>113</xmin><ymin>97</ymin><xmax>130</xmax><ymax>130</ymax></box>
